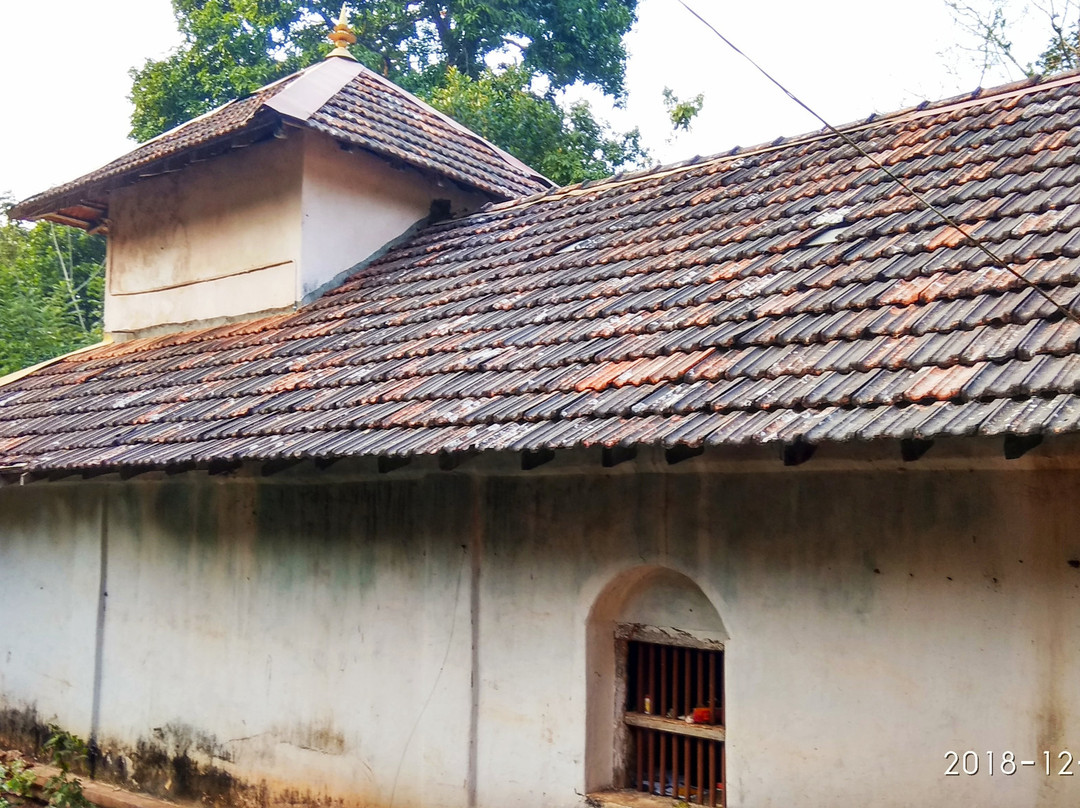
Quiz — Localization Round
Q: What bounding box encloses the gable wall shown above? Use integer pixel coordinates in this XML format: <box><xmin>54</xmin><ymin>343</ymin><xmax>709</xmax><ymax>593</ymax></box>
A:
<box><xmin>104</xmin><ymin>136</ymin><xmax>305</xmax><ymax>337</ymax></box>
<box><xmin>297</xmin><ymin>130</ymin><xmax>488</xmax><ymax>302</ymax></box>
<box><xmin>1</xmin><ymin>460</ymin><xmax>1078</xmax><ymax>808</ymax></box>
<box><xmin>101</xmin><ymin>129</ymin><xmax>490</xmax><ymax>340</ymax></box>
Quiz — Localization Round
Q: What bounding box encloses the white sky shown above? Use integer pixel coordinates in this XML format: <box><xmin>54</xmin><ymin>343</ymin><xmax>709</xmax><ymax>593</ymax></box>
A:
<box><xmin>0</xmin><ymin>0</ymin><xmax>1054</xmax><ymax>203</ymax></box>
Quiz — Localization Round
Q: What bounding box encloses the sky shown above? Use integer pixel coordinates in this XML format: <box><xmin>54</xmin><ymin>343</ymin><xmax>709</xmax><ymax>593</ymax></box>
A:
<box><xmin>0</xmin><ymin>0</ymin><xmax>1055</xmax><ymax>204</ymax></box>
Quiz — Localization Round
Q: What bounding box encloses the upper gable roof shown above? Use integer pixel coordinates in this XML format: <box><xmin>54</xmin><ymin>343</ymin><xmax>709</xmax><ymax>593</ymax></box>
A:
<box><xmin>9</xmin><ymin>58</ymin><xmax>554</xmax><ymax>229</ymax></box>
<box><xmin>4</xmin><ymin>70</ymin><xmax>1080</xmax><ymax>475</ymax></box>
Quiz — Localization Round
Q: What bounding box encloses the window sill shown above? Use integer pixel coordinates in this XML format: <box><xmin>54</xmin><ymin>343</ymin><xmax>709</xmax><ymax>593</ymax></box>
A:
<box><xmin>588</xmin><ymin>788</ymin><xmax>720</xmax><ymax>808</ymax></box>
<box><xmin>624</xmin><ymin>712</ymin><xmax>725</xmax><ymax>741</ymax></box>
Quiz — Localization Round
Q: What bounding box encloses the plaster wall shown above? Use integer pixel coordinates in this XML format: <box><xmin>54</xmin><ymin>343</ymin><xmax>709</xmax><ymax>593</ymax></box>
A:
<box><xmin>2</xmin><ymin>464</ymin><xmax>1079</xmax><ymax>808</ymax></box>
<box><xmin>297</xmin><ymin>130</ymin><xmax>486</xmax><ymax>302</ymax></box>
<box><xmin>102</xmin><ymin>130</ymin><xmax>488</xmax><ymax>338</ymax></box>
<box><xmin>104</xmin><ymin>137</ymin><xmax>304</xmax><ymax>335</ymax></box>
<box><xmin>0</xmin><ymin>486</ymin><xmax>102</xmax><ymax>740</ymax></box>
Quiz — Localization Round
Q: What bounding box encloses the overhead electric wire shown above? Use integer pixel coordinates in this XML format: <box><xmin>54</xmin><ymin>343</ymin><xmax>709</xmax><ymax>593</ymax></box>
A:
<box><xmin>676</xmin><ymin>0</ymin><xmax>1080</xmax><ymax>326</ymax></box>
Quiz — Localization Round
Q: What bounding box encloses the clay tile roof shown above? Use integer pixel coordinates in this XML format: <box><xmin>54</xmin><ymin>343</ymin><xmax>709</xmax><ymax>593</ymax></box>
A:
<box><xmin>9</xmin><ymin>58</ymin><xmax>553</xmax><ymax>228</ymax></box>
<box><xmin>6</xmin><ymin>70</ymin><xmax>1080</xmax><ymax>473</ymax></box>
<box><xmin>306</xmin><ymin>67</ymin><xmax>553</xmax><ymax>200</ymax></box>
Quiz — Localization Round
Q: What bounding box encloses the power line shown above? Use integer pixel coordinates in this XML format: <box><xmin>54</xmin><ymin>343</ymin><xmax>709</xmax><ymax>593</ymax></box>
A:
<box><xmin>676</xmin><ymin>0</ymin><xmax>1080</xmax><ymax>326</ymax></box>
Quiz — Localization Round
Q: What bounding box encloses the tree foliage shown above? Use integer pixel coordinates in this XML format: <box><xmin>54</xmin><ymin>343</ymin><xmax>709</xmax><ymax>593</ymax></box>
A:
<box><xmin>946</xmin><ymin>0</ymin><xmax>1080</xmax><ymax>78</ymax></box>
<box><xmin>662</xmin><ymin>87</ymin><xmax>705</xmax><ymax>133</ymax></box>
<box><xmin>0</xmin><ymin>203</ymin><xmax>104</xmax><ymax>376</ymax></box>
<box><xmin>0</xmin><ymin>727</ymin><xmax>92</xmax><ymax>808</ymax></box>
<box><xmin>4</xmin><ymin>0</ymin><xmax>668</xmax><ymax>374</ymax></box>
<box><xmin>428</xmin><ymin>66</ymin><xmax>647</xmax><ymax>183</ymax></box>
<box><xmin>129</xmin><ymin>0</ymin><xmax>646</xmax><ymax>183</ymax></box>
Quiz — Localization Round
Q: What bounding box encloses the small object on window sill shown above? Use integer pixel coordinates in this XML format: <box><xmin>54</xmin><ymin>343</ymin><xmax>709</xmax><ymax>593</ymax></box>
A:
<box><xmin>692</xmin><ymin>706</ymin><xmax>714</xmax><ymax>724</ymax></box>
<box><xmin>643</xmin><ymin>696</ymin><xmax>652</xmax><ymax>715</ymax></box>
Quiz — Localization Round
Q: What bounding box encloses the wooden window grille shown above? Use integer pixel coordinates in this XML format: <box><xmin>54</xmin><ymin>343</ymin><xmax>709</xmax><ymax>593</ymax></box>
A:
<box><xmin>624</xmin><ymin>640</ymin><xmax>725</xmax><ymax>806</ymax></box>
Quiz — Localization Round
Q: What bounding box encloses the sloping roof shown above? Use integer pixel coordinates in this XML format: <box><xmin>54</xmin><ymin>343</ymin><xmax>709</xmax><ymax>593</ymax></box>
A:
<box><xmin>305</xmin><ymin>67</ymin><xmax>552</xmax><ymax>201</ymax></box>
<box><xmin>5</xmin><ymin>71</ymin><xmax>1080</xmax><ymax>474</ymax></box>
<box><xmin>9</xmin><ymin>58</ymin><xmax>553</xmax><ymax>228</ymax></box>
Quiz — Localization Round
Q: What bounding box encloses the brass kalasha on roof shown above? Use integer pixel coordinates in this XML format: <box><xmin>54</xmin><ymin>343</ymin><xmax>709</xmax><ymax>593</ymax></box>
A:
<box><xmin>327</xmin><ymin>5</ymin><xmax>357</xmax><ymax>60</ymax></box>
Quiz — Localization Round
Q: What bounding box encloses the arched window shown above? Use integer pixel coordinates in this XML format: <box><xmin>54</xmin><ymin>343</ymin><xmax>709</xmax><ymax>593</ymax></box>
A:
<box><xmin>586</xmin><ymin>567</ymin><xmax>727</xmax><ymax>807</ymax></box>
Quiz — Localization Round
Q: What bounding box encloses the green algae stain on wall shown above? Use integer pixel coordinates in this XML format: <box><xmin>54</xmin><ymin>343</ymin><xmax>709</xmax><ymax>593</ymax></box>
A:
<box><xmin>253</xmin><ymin>480</ymin><xmax>382</xmax><ymax>595</ymax></box>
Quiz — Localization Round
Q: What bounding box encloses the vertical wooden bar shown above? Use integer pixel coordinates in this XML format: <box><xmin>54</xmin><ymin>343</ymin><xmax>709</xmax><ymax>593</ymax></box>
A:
<box><xmin>636</xmin><ymin>643</ymin><xmax>644</xmax><ymax>712</ymax></box>
<box><xmin>672</xmin><ymin>725</ymin><xmax>679</xmax><ymax>797</ymax></box>
<box><xmin>719</xmin><ymin>650</ymin><xmax>725</xmax><ymax>726</ymax></box>
<box><xmin>659</xmin><ymin>730</ymin><xmax>667</xmax><ymax>796</ymax></box>
<box><xmin>647</xmin><ymin>730</ymin><xmax>655</xmax><ymax>794</ymax></box>
<box><xmin>672</xmin><ymin>647</ymin><xmax>680</xmax><ymax>717</ymax></box>
<box><xmin>708</xmin><ymin>652</ymin><xmax>716</xmax><ymax>716</ymax></box>
<box><xmin>671</xmin><ymin>645</ymin><xmax>677</xmax><ymax>710</ymax></box>
<box><xmin>709</xmin><ymin>741</ymin><xmax>717</xmax><ymax>807</ymax></box>
<box><xmin>697</xmin><ymin>650</ymin><xmax>705</xmax><ymax>708</ymax></box>
<box><xmin>636</xmin><ymin>727</ymin><xmax>644</xmax><ymax>792</ymax></box>
<box><xmin>647</xmin><ymin>644</ymin><xmax>655</xmax><ymax>712</ymax></box>
<box><xmin>720</xmin><ymin>742</ymin><xmax>726</xmax><ymax>807</ymax></box>
<box><xmin>697</xmin><ymin>738</ymin><xmax>705</xmax><ymax>804</ymax></box>
<box><xmin>684</xmin><ymin>648</ymin><xmax>691</xmax><ymax>714</ymax></box>
<box><xmin>683</xmin><ymin>736</ymin><xmax>690</xmax><ymax>804</ymax></box>
<box><xmin>660</xmin><ymin>645</ymin><xmax>668</xmax><ymax>716</ymax></box>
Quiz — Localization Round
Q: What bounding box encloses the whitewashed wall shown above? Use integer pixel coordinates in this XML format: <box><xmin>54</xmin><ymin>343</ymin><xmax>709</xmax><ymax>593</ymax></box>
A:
<box><xmin>104</xmin><ymin>130</ymin><xmax>486</xmax><ymax>338</ymax></box>
<box><xmin>2</xmin><ymin>448</ymin><xmax>1079</xmax><ymax>808</ymax></box>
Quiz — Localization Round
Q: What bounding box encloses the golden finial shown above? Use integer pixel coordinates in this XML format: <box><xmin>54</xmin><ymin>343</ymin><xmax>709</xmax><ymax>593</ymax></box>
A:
<box><xmin>326</xmin><ymin>5</ymin><xmax>357</xmax><ymax>60</ymax></box>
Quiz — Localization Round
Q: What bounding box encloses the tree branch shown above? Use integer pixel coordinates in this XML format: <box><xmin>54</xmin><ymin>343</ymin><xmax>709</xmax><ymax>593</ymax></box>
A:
<box><xmin>49</xmin><ymin>225</ymin><xmax>87</xmax><ymax>335</ymax></box>
<box><xmin>500</xmin><ymin>35</ymin><xmax>527</xmax><ymax>53</ymax></box>
<box><xmin>945</xmin><ymin>0</ymin><xmax>1035</xmax><ymax>78</ymax></box>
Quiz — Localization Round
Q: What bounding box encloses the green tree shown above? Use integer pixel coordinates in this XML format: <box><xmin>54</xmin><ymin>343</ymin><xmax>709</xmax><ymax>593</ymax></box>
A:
<box><xmin>663</xmin><ymin>87</ymin><xmax>704</xmax><ymax>133</ymax></box>
<box><xmin>946</xmin><ymin>0</ymin><xmax>1080</xmax><ymax>78</ymax></box>
<box><xmin>0</xmin><ymin>202</ymin><xmax>105</xmax><ymax>376</ymax></box>
<box><xmin>429</xmin><ymin>66</ymin><xmax>647</xmax><ymax>184</ymax></box>
<box><xmin>129</xmin><ymin>0</ymin><xmax>650</xmax><ymax>184</ymax></box>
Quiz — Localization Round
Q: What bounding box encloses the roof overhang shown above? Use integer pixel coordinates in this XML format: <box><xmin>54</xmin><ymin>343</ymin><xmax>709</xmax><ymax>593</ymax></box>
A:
<box><xmin>9</xmin><ymin>57</ymin><xmax>552</xmax><ymax>231</ymax></box>
<box><xmin>9</xmin><ymin>113</ymin><xmax>283</xmax><ymax>231</ymax></box>
<box><xmin>2</xmin><ymin>433</ymin><xmax>1076</xmax><ymax>489</ymax></box>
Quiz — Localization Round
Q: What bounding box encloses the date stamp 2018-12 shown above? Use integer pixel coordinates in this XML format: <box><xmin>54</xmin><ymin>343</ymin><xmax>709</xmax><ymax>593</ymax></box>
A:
<box><xmin>945</xmin><ymin>751</ymin><xmax>1076</xmax><ymax>776</ymax></box>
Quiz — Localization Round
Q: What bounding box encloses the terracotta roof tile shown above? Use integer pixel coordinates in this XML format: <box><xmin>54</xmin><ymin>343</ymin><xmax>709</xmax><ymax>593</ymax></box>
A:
<box><xmin>11</xmin><ymin>59</ymin><xmax>552</xmax><ymax>225</ymax></box>
<box><xmin>10</xmin><ymin>71</ymin><xmax>1080</xmax><ymax>471</ymax></box>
